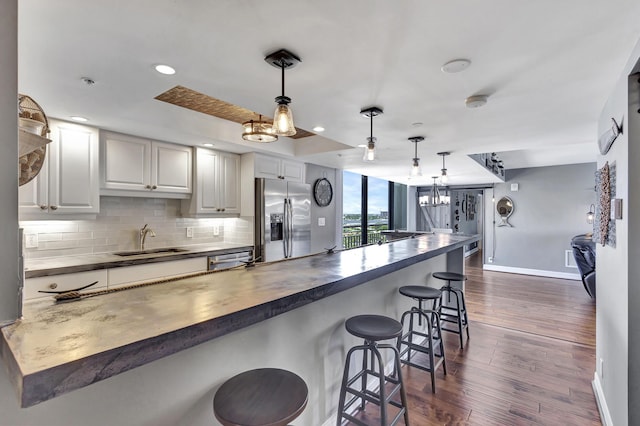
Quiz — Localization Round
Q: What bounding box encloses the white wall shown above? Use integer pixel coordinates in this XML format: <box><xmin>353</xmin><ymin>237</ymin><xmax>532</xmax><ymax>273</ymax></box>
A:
<box><xmin>483</xmin><ymin>163</ymin><xmax>595</xmax><ymax>277</ymax></box>
<box><xmin>0</xmin><ymin>0</ymin><xmax>19</xmax><ymax>324</ymax></box>
<box><xmin>594</xmin><ymin>38</ymin><xmax>640</xmax><ymax>426</ymax></box>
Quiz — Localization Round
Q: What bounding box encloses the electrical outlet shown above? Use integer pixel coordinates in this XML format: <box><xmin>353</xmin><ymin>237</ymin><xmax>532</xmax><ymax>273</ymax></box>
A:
<box><xmin>488</xmin><ymin>256</ymin><xmax>493</xmax><ymax>263</ymax></box>
<box><xmin>213</xmin><ymin>225</ymin><xmax>220</xmax><ymax>236</ymax></box>
<box><xmin>25</xmin><ymin>233</ymin><xmax>38</xmax><ymax>248</ymax></box>
<box><xmin>186</xmin><ymin>227</ymin><xmax>193</xmax><ymax>238</ymax></box>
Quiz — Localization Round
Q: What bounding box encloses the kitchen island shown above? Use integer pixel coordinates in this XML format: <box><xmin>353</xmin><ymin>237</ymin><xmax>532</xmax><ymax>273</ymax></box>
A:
<box><xmin>1</xmin><ymin>233</ymin><xmax>478</xmax><ymax>425</ymax></box>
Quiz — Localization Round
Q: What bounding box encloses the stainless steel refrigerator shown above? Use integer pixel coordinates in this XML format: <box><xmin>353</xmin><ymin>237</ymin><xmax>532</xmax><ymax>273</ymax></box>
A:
<box><xmin>254</xmin><ymin>178</ymin><xmax>311</xmax><ymax>262</ymax></box>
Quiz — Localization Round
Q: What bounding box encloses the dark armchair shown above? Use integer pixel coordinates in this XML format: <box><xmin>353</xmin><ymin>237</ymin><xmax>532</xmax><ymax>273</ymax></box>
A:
<box><xmin>571</xmin><ymin>234</ymin><xmax>596</xmax><ymax>299</ymax></box>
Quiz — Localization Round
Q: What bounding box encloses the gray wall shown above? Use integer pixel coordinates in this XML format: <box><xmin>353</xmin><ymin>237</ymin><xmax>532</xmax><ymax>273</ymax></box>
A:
<box><xmin>594</xmin><ymin>38</ymin><xmax>640</xmax><ymax>426</ymax></box>
<box><xmin>306</xmin><ymin>164</ymin><xmax>339</xmax><ymax>253</ymax></box>
<box><xmin>483</xmin><ymin>163</ymin><xmax>596</xmax><ymax>274</ymax></box>
<box><xmin>0</xmin><ymin>0</ymin><xmax>19</xmax><ymax>324</ymax></box>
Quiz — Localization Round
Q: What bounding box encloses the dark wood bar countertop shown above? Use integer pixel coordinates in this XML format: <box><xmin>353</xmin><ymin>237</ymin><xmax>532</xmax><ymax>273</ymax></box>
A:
<box><xmin>1</xmin><ymin>233</ymin><xmax>478</xmax><ymax>408</ymax></box>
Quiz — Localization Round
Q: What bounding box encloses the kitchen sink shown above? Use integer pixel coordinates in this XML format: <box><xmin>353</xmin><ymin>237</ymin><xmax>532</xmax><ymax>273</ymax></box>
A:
<box><xmin>113</xmin><ymin>247</ymin><xmax>189</xmax><ymax>257</ymax></box>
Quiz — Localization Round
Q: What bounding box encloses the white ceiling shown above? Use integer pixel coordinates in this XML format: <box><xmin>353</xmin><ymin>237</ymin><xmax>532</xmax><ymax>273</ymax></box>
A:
<box><xmin>17</xmin><ymin>0</ymin><xmax>640</xmax><ymax>186</ymax></box>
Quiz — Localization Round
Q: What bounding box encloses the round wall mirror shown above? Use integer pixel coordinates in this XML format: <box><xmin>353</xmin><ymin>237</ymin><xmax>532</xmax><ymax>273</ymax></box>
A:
<box><xmin>496</xmin><ymin>196</ymin><xmax>514</xmax><ymax>227</ymax></box>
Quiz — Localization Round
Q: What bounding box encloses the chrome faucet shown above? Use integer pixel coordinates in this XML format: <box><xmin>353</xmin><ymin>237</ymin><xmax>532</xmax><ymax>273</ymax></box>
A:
<box><xmin>139</xmin><ymin>224</ymin><xmax>156</xmax><ymax>250</ymax></box>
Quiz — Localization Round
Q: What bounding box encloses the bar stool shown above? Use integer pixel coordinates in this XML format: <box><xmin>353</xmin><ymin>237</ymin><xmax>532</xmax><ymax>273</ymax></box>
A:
<box><xmin>337</xmin><ymin>314</ymin><xmax>409</xmax><ymax>426</ymax></box>
<box><xmin>397</xmin><ymin>285</ymin><xmax>447</xmax><ymax>393</ymax></box>
<box><xmin>214</xmin><ymin>368</ymin><xmax>308</xmax><ymax>426</ymax></box>
<box><xmin>433</xmin><ymin>271</ymin><xmax>469</xmax><ymax>349</ymax></box>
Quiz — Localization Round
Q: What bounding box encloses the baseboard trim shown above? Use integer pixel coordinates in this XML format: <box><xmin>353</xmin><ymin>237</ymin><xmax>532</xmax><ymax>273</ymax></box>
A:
<box><xmin>482</xmin><ymin>264</ymin><xmax>580</xmax><ymax>280</ymax></box>
<box><xmin>592</xmin><ymin>372</ymin><xmax>613</xmax><ymax>426</ymax></box>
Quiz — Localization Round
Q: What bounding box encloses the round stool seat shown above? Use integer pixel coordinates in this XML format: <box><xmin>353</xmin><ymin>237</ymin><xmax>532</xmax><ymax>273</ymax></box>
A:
<box><xmin>399</xmin><ymin>285</ymin><xmax>442</xmax><ymax>300</ymax></box>
<box><xmin>214</xmin><ymin>368</ymin><xmax>308</xmax><ymax>426</ymax></box>
<box><xmin>345</xmin><ymin>314</ymin><xmax>403</xmax><ymax>341</ymax></box>
<box><xmin>433</xmin><ymin>271</ymin><xmax>467</xmax><ymax>282</ymax></box>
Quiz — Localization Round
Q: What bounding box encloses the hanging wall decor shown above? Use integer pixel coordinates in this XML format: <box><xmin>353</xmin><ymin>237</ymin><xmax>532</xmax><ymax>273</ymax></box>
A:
<box><xmin>594</xmin><ymin>161</ymin><xmax>616</xmax><ymax>247</ymax></box>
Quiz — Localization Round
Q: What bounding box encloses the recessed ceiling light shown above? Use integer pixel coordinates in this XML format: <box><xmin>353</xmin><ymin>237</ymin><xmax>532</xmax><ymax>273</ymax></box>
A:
<box><xmin>70</xmin><ymin>116</ymin><xmax>88</xmax><ymax>122</ymax></box>
<box><xmin>313</xmin><ymin>126</ymin><xmax>325</xmax><ymax>132</ymax></box>
<box><xmin>465</xmin><ymin>95</ymin><xmax>488</xmax><ymax>108</ymax></box>
<box><xmin>411</xmin><ymin>122</ymin><xmax>423</xmax><ymax>127</ymax></box>
<box><xmin>203</xmin><ymin>143</ymin><xmax>214</xmax><ymax>147</ymax></box>
<box><xmin>441</xmin><ymin>59</ymin><xmax>471</xmax><ymax>73</ymax></box>
<box><xmin>155</xmin><ymin>64</ymin><xmax>176</xmax><ymax>75</ymax></box>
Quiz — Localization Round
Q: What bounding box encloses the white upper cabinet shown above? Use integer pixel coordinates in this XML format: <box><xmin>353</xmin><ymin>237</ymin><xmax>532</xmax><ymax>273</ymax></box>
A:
<box><xmin>254</xmin><ymin>154</ymin><xmax>305</xmax><ymax>182</ymax></box>
<box><xmin>19</xmin><ymin>120</ymin><xmax>99</xmax><ymax>218</ymax></box>
<box><xmin>101</xmin><ymin>132</ymin><xmax>192</xmax><ymax>198</ymax></box>
<box><xmin>182</xmin><ymin>148</ymin><xmax>240</xmax><ymax>216</ymax></box>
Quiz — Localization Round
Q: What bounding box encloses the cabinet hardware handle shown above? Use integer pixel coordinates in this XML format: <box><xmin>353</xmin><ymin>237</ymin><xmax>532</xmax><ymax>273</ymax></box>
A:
<box><xmin>145</xmin><ymin>185</ymin><xmax>152</xmax><ymax>189</ymax></box>
<box><xmin>49</xmin><ymin>283</ymin><xmax>58</xmax><ymax>290</ymax></box>
<box><xmin>39</xmin><ymin>205</ymin><xmax>47</xmax><ymax>210</ymax></box>
<box><xmin>151</xmin><ymin>185</ymin><xmax>157</xmax><ymax>190</ymax></box>
<box><xmin>49</xmin><ymin>205</ymin><xmax>58</xmax><ymax>210</ymax></box>
<box><xmin>221</xmin><ymin>208</ymin><xmax>225</xmax><ymax>212</ymax></box>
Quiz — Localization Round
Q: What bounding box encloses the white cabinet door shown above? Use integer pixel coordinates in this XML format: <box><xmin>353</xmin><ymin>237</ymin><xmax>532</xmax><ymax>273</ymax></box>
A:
<box><xmin>48</xmin><ymin>123</ymin><xmax>100</xmax><ymax>214</ymax></box>
<box><xmin>218</xmin><ymin>151</ymin><xmax>240</xmax><ymax>213</ymax></box>
<box><xmin>254</xmin><ymin>154</ymin><xmax>281</xmax><ymax>179</ymax></box>
<box><xmin>18</xmin><ymin>159</ymin><xmax>48</xmax><ymax>214</ymax></box>
<box><xmin>280</xmin><ymin>159</ymin><xmax>305</xmax><ymax>182</ymax></box>
<box><xmin>182</xmin><ymin>148</ymin><xmax>239</xmax><ymax>216</ymax></box>
<box><xmin>102</xmin><ymin>133</ymin><xmax>151</xmax><ymax>191</ymax></box>
<box><xmin>19</xmin><ymin>120</ymin><xmax>99</xmax><ymax>218</ymax></box>
<box><xmin>152</xmin><ymin>142</ymin><xmax>192</xmax><ymax>194</ymax></box>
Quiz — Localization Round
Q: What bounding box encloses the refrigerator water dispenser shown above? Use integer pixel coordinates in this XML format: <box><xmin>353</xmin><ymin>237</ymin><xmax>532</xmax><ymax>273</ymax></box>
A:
<box><xmin>270</xmin><ymin>213</ymin><xmax>284</xmax><ymax>241</ymax></box>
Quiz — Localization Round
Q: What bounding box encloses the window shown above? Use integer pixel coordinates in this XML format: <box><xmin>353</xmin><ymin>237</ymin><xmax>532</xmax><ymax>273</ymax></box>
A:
<box><xmin>342</xmin><ymin>171</ymin><xmax>362</xmax><ymax>249</ymax></box>
<box><xmin>342</xmin><ymin>172</ymin><xmax>406</xmax><ymax>249</ymax></box>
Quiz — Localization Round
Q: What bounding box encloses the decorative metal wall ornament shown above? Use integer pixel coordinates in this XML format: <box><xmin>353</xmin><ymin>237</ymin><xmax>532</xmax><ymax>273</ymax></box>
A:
<box><xmin>598</xmin><ymin>117</ymin><xmax>623</xmax><ymax>155</ymax></box>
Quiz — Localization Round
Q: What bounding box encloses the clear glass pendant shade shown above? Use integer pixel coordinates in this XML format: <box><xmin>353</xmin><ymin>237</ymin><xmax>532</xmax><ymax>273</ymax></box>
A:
<box><xmin>411</xmin><ymin>158</ymin><xmax>422</xmax><ymax>177</ymax></box>
<box><xmin>363</xmin><ymin>137</ymin><xmax>376</xmax><ymax>161</ymax></box>
<box><xmin>273</xmin><ymin>103</ymin><xmax>296</xmax><ymax>136</ymax></box>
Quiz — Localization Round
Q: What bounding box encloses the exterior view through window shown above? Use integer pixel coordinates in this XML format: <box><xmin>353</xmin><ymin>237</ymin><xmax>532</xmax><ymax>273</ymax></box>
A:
<box><xmin>342</xmin><ymin>171</ymin><xmax>389</xmax><ymax>248</ymax></box>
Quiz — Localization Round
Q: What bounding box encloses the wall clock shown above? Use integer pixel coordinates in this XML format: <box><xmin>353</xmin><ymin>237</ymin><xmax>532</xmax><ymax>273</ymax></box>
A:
<box><xmin>313</xmin><ymin>178</ymin><xmax>333</xmax><ymax>207</ymax></box>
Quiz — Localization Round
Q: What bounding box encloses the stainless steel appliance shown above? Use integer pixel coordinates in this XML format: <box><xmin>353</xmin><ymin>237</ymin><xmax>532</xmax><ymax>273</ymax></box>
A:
<box><xmin>207</xmin><ymin>250</ymin><xmax>253</xmax><ymax>271</ymax></box>
<box><xmin>254</xmin><ymin>178</ymin><xmax>311</xmax><ymax>262</ymax></box>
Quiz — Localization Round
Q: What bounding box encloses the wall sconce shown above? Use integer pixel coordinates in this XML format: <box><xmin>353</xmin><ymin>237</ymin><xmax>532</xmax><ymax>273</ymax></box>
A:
<box><xmin>586</xmin><ymin>204</ymin><xmax>595</xmax><ymax>224</ymax></box>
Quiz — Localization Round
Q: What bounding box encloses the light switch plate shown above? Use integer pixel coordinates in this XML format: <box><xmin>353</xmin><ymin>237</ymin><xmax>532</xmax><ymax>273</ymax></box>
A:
<box><xmin>510</xmin><ymin>183</ymin><xmax>519</xmax><ymax>191</ymax></box>
<box><xmin>213</xmin><ymin>225</ymin><xmax>220</xmax><ymax>236</ymax></box>
<box><xmin>186</xmin><ymin>227</ymin><xmax>193</xmax><ymax>238</ymax></box>
<box><xmin>318</xmin><ymin>217</ymin><xmax>326</xmax><ymax>227</ymax></box>
<box><xmin>611</xmin><ymin>198</ymin><xmax>623</xmax><ymax>220</ymax></box>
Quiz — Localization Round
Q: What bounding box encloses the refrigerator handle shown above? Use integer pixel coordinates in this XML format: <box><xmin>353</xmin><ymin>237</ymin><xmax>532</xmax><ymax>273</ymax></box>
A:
<box><xmin>287</xmin><ymin>198</ymin><xmax>294</xmax><ymax>258</ymax></box>
<box><xmin>283</xmin><ymin>198</ymin><xmax>289</xmax><ymax>258</ymax></box>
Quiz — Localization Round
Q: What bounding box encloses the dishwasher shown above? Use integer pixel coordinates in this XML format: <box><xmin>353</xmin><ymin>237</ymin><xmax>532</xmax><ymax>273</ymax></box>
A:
<box><xmin>207</xmin><ymin>250</ymin><xmax>253</xmax><ymax>271</ymax></box>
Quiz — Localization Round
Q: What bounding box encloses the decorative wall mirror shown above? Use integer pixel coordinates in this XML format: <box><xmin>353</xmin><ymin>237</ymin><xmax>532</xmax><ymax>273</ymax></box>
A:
<box><xmin>496</xmin><ymin>196</ymin><xmax>514</xmax><ymax>227</ymax></box>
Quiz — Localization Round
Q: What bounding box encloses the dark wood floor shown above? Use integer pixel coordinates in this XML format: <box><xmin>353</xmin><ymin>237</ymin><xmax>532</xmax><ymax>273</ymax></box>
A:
<box><xmin>349</xmin><ymin>252</ymin><xmax>600</xmax><ymax>425</ymax></box>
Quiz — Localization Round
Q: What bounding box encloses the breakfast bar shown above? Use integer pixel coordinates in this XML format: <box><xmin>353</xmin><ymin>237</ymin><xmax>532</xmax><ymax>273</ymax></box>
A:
<box><xmin>1</xmin><ymin>233</ymin><xmax>478</xmax><ymax>425</ymax></box>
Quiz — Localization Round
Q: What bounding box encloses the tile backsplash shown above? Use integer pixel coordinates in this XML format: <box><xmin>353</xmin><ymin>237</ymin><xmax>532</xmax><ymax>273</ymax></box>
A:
<box><xmin>20</xmin><ymin>197</ymin><xmax>253</xmax><ymax>259</ymax></box>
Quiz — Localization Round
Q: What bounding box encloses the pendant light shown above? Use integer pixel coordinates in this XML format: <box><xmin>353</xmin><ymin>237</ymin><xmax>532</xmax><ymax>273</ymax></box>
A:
<box><xmin>241</xmin><ymin>114</ymin><xmax>278</xmax><ymax>143</ymax></box>
<box><xmin>264</xmin><ymin>49</ymin><xmax>301</xmax><ymax>137</ymax></box>
<box><xmin>587</xmin><ymin>204</ymin><xmax>595</xmax><ymax>224</ymax></box>
<box><xmin>408</xmin><ymin>136</ymin><xmax>424</xmax><ymax>177</ymax></box>
<box><xmin>361</xmin><ymin>106</ymin><xmax>383</xmax><ymax>162</ymax></box>
<box><xmin>430</xmin><ymin>176</ymin><xmax>441</xmax><ymax>205</ymax></box>
<box><xmin>438</xmin><ymin>151</ymin><xmax>450</xmax><ymax>184</ymax></box>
